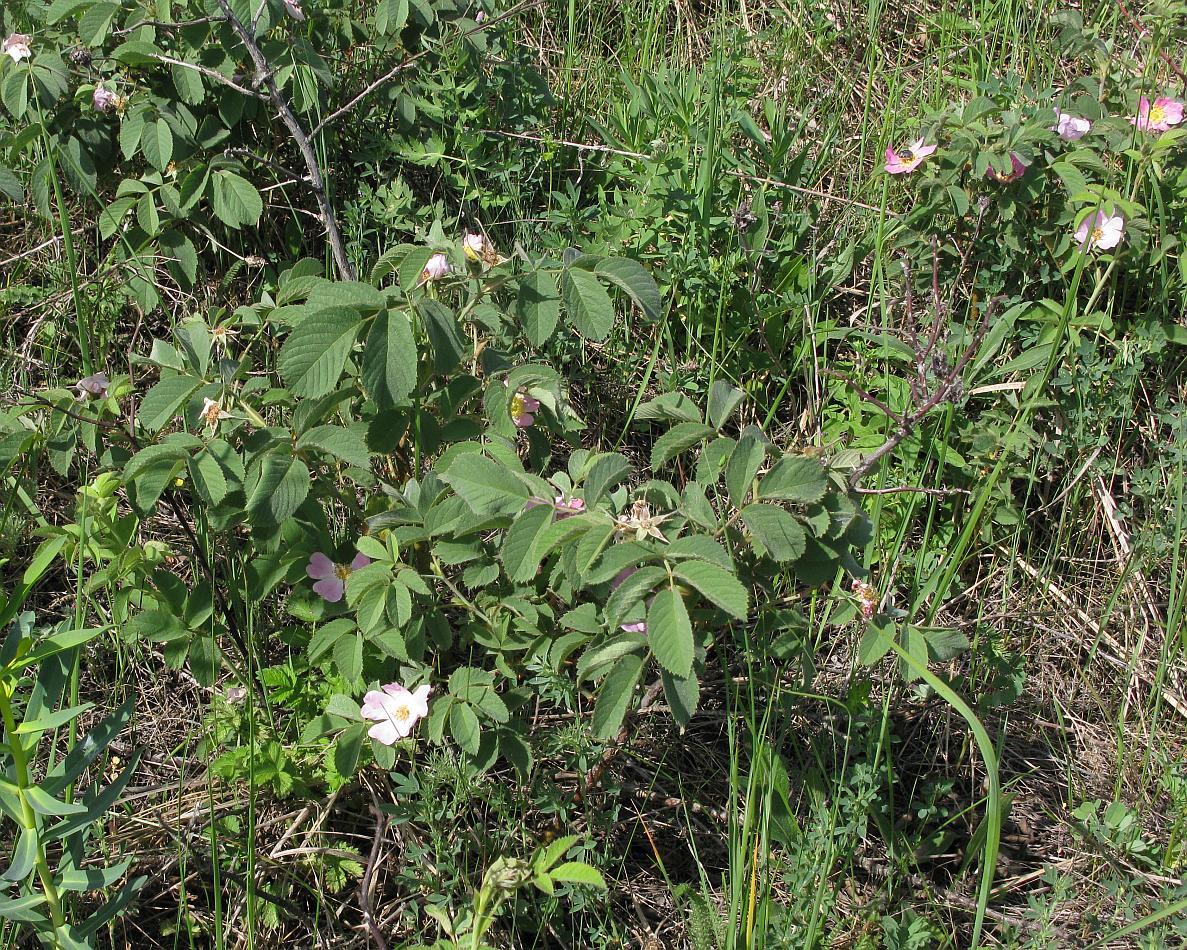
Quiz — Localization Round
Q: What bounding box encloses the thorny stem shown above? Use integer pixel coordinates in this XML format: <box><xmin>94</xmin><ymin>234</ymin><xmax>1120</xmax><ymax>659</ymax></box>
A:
<box><xmin>214</xmin><ymin>0</ymin><xmax>356</xmax><ymax>280</ymax></box>
<box><xmin>0</xmin><ymin>686</ymin><xmax>68</xmax><ymax>944</ymax></box>
<box><xmin>847</xmin><ymin>293</ymin><xmax>1004</xmax><ymax>489</ymax></box>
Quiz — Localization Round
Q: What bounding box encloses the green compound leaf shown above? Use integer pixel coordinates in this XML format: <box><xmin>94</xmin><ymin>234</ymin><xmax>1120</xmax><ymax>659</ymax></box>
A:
<box><xmin>517</xmin><ymin>269</ymin><xmax>561</xmax><ymax>346</ymax></box>
<box><xmin>440</xmin><ymin>452</ymin><xmax>531</xmax><ymax>517</ymax></box>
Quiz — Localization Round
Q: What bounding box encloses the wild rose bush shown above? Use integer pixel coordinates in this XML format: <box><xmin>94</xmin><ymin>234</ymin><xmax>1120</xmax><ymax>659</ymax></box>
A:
<box><xmin>884</xmin><ymin>71</ymin><xmax>1187</xmax><ymax>304</ymax></box>
<box><xmin>3</xmin><ymin>0</ymin><xmax>1184</xmax><ymax>942</ymax></box>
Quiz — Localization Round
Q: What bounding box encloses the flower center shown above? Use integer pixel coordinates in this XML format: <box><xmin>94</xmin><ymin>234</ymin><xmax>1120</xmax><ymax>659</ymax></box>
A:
<box><xmin>1092</xmin><ymin>227</ymin><xmax>1104</xmax><ymax>243</ymax></box>
<box><xmin>334</xmin><ymin>564</ymin><xmax>352</xmax><ymax>581</ymax></box>
<box><xmin>510</xmin><ymin>393</ymin><xmax>525</xmax><ymax>415</ymax></box>
<box><xmin>392</xmin><ymin>704</ymin><xmax>411</xmax><ymax>721</ymax></box>
<box><xmin>1150</xmin><ymin>105</ymin><xmax>1166</xmax><ymax>124</ymax></box>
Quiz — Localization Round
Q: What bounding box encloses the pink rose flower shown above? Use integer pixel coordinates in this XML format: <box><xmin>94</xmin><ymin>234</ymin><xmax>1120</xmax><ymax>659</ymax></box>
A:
<box><xmin>76</xmin><ymin>371</ymin><xmax>110</xmax><ymax>400</ymax></box>
<box><xmin>92</xmin><ymin>86</ymin><xmax>120</xmax><ymax>113</ymax></box>
<box><xmin>1074</xmin><ymin>211</ymin><xmax>1124</xmax><ymax>252</ymax></box>
<box><xmin>1053</xmin><ymin>110</ymin><xmax>1090</xmax><ymax>141</ymax></box>
<box><xmin>419</xmin><ymin>252</ymin><xmax>451</xmax><ymax>285</ymax></box>
<box><xmin>510</xmin><ymin>389</ymin><xmax>539</xmax><ymax>428</ymax></box>
<box><xmin>360</xmin><ymin>683</ymin><xmax>431</xmax><ymax>744</ymax></box>
<box><xmin>1130</xmin><ymin>96</ymin><xmax>1184</xmax><ymax>133</ymax></box>
<box><xmin>554</xmin><ymin>494</ymin><xmax>584</xmax><ymax>517</ymax></box>
<box><xmin>620</xmin><ymin>621</ymin><xmax>647</xmax><ymax>634</ymax></box>
<box><xmin>307</xmin><ymin>551</ymin><xmax>371</xmax><ymax>603</ymax></box>
<box><xmin>884</xmin><ymin>138</ymin><xmax>937</xmax><ymax>175</ymax></box>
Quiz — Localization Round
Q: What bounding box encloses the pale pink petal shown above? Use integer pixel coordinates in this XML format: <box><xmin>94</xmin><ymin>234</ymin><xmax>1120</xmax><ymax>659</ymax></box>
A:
<box><xmin>513</xmin><ymin>413</ymin><xmax>535</xmax><ymax>428</ymax></box>
<box><xmin>409</xmin><ymin>684</ymin><xmax>432</xmax><ymax>717</ymax></box>
<box><xmin>381</xmin><ymin>682</ymin><xmax>411</xmax><ymax>698</ymax></box>
<box><xmin>360</xmin><ymin>691</ymin><xmax>390</xmax><ymax>720</ymax></box>
<box><xmin>307</xmin><ymin>552</ymin><xmax>335</xmax><ymax>580</ymax></box>
<box><xmin>313</xmin><ymin>576</ymin><xmax>345</xmax><ymax>602</ymax></box>
<box><xmin>367</xmin><ymin>719</ymin><xmax>402</xmax><ymax>745</ymax></box>
<box><xmin>1157</xmin><ymin>97</ymin><xmax>1184</xmax><ymax>126</ymax></box>
<box><xmin>350</xmin><ymin>552</ymin><xmax>371</xmax><ymax>572</ymax></box>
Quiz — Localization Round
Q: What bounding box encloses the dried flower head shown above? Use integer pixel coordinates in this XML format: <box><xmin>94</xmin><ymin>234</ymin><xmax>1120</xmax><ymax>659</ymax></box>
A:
<box><xmin>3</xmin><ymin>34</ymin><xmax>32</xmax><ymax>63</ymax></box>
<box><xmin>850</xmin><ymin>578</ymin><xmax>877</xmax><ymax>620</ymax></box>
<box><xmin>200</xmin><ymin>397</ymin><xmax>231</xmax><ymax>430</ymax></box>
<box><xmin>615</xmin><ymin>498</ymin><xmax>672</xmax><ymax>542</ymax></box>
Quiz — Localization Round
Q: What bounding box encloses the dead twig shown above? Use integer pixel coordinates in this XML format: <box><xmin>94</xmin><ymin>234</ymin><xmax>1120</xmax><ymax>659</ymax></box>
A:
<box><xmin>214</xmin><ymin>0</ymin><xmax>355</xmax><ymax>279</ymax></box>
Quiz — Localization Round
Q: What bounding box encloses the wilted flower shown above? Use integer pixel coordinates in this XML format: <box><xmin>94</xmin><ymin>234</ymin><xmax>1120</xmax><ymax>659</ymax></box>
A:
<box><xmin>92</xmin><ymin>86</ymin><xmax>121</xmax><ymax>113</ymax></box>
<box><xmin>621</xmin><ymin>621</ymin><xmax>647</xmax><ymax>634</ymax></box>
<box><xmin>306</xmin><ymin>551</ymin><xmax>370</xmax><ymax>603</ymax></box>
<box><xmin>986</xmin><ymin>153</ymin><xmax>1026</xmax><ymax>183</ymax></box>
<box><xmin>3</xmin><ymin>34</ymin><xmax>32</xmax><ymax>63</ymax></box>
<box><xmin>419</xmin><ymin>252</ymin><xmax>451</xmax><ymax>285</ymax></box>
<box><xmin>210</xmin><ymin>324</ymin><xmax>239</xmax><ymax>353</ymax></box>
<box><xmin>509</xmin><ymin>389</ymin><xmax>539</xmax><ymax>428</ymax></box>
<box><xmin>360</xmin><ymin>682</ymin><xmax>431</xmax><ymax>745</ymax></box>
<box><xmin>850</xmin><ymin>578</ymin><xmax>877</xmax><ymax>620</ymax></box>
<box><xmin>224</xmin><ymin>686</ymin><xmax>247</xmax><ymax>703</ymax></box>
<box><xmin>200</xmin><ymin>396</ymin><xmax>231</xmax><ymax>430</ymax></box>
<box><xmin>884</xmin><ymin>138</ymin><xmax>937</xmax><ymax>175</ymax></box>
<box><xmin>283</xmin><ymin>0</ymin><xmax>305</xmax><ymax>18</ymax></box>
<box><xmin>1053</xmin><ymin>110</ymin><xmax>1090</xmax><ymax>141</ymax></box>
<box><xmin>1074</xmin><ymin>211</ymin><xmax>1124</xmax><ymax>252</ymax></box>
<box><xmin>462</xmin><ymin>231</ymin><xmax>499</xmax><ymax>266</ymax></box>
<box><xmin>1130</xmin><ymin>96</ymin><xmax>1184</xmax><ymax>133</ymax></box>
<box><xmin>615</xmin><ymin>498</ymin><xmax>672</xmax><ymax>542</ymax></box>
<box><xmin>76</xmin><ymin>371</ymin><xmax>110</xmax><ymax>400</ymax></box>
